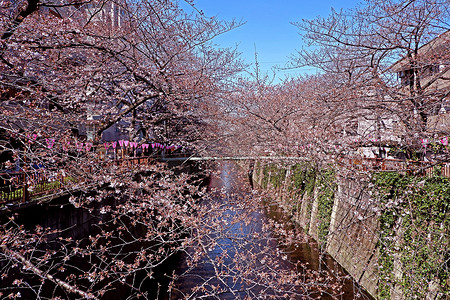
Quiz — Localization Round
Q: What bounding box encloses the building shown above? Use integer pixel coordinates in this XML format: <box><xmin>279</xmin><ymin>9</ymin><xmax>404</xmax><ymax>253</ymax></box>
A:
<box><xmin>391</xmin><ymin>30</ymin><xmax>450</xmax><ymax>134</ymax></box>
<box><xmin>391</xmin><ymin>30</ymin><xmax>449</xmax><ymax>93</ymax></box>
<box><xmin>354</xmin><ymin>31</ymin><xmax>449</xmax><ymax>158</ymax></box>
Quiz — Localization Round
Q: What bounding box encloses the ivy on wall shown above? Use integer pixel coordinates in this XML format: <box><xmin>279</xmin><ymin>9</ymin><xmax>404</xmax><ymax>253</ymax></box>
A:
<box><xmin>269</xmin><ymin>165</ymin><xmax>287</xmax><ymax>189</ymax></box>
<box><xmin>374</xmin><ymin>171</ymin><xmax>450</xmax><ymax>299</ymax></box>
<box><xmin>257</xmin><ymin>161</ymin><xmax>449</xmax><ymax>298</ymax></box>
<box><xmin>289</xmin><ymin>163</ymin><xmax>316</xmax><ymax>233</ymax></box>
<box><xmin>315</xmin><ymin>169</ymin><xmax>336</xmax><ymax>246</ymax></box>
<box><xmin>260</xmin><ymin>162</ymin><xmax>336</xmax><ymax>247</ymax></box>
<box><xmin>288</xmin><ymin>163</ymin><xmax>318</xmax><ymax>196</ymax></box>
<box><xmin>260</xmin><ymin>163</ymin><xmax>287</xmax><ymax>191</ymax></box>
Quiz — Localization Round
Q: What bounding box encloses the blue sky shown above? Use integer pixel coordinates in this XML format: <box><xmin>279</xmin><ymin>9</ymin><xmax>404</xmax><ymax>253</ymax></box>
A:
<box><xmin>183</xmin><ymin>0</ymin><xmax>361</xmax><ymax>82</ymax></box>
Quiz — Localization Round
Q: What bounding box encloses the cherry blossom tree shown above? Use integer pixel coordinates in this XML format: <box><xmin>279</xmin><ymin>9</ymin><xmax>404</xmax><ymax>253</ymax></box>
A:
<box><xmin>0</xmin><ymin>0</ymin><xmax>266</xmax><ymax>299</ymax></box>
<box><xmin>291</xmin><ymin>0</ymin><xmax>450</xmax><ymax>152</ymax></box>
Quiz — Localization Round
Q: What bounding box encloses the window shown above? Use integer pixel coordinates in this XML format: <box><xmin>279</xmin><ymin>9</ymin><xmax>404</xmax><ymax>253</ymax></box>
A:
<box><xmin>398</xmin><ymin>69</ymin><xmax>414</xmax><ymax>87</ymax></box>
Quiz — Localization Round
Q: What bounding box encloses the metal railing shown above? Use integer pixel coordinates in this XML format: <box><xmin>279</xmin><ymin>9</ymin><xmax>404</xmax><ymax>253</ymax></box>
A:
<box><xmin>339</xmin><ymin>157</ymin><xmax>450</xmax><ymax>178</ymax></box>
<box><xmin>0</xmin><ymin>155</ymin><xmax>160</xmax><ymax>206</ymax></box>
<box><xmin>0</xmin><ymin>170</ymin><xmax>66</xmax><ymax>206</ymax></box>
<box><xmin>2</xmin><ymin>154</ymin><xmax>449</xmax><ymax>207</ymax></box>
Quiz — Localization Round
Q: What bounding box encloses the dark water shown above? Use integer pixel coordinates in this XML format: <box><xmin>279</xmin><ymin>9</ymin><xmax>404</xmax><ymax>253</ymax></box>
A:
<box><xmin>170</xmin><ymin>162</ymin><xmax>373</xmax><ymax>299</ymax></box>
<box><xmin>1</xmin><ymin>162</ymin><xmax>374</xmax><ymax>299</ymax></box>
<box><xmin>263</xmin><ymin>199</ymin><xmax>373</xmax><ymax>299</ymax></box>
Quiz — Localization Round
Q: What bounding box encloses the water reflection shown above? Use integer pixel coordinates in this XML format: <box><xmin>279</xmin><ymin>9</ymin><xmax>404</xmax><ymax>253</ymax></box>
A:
<box><xmin>218</xmin><ymin>162</ymin><xmax>233</xmax><ymax>191</ymax></box>
<box><xmin>170</xmin><ymin>162</ymin><xmax>373</xmax><ymax>299</ymax></box>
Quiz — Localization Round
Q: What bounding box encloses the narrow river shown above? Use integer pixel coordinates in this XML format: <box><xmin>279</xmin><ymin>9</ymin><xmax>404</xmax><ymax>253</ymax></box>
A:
<box><xmin>169</xmin><ymin>162</ymin><xmax>373</xmax><ymax>299</ymax></box>
<box><xmin>1</xmin><ymin>161</ymin><xmax>374</xmax><ymax>299</ymax></box>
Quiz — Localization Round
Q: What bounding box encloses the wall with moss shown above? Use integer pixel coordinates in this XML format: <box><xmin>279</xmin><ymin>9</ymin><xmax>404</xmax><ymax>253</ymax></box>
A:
<box><xmin>252</xmin><ymin>161</ymin><xmax>449</xmax><ymax>299</ymax></box>
<box><xmin>374</xmin><ymin>171</ymin><xmax>449</xmax><ymax>299</ymax></box>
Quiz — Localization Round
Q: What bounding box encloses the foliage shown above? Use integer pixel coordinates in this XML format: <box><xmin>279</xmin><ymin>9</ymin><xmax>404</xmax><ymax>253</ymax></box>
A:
<box><xmin>374</xmin><ymin>172</ymin><xmax>450</xmax><ymax>299</ymax></box>
<box><xmin>289</xmin><ymin>162</ymin><xmax>316</xmax><ymax>196</ymax></box>
<box><xmin>315</xmin><ymin>169</ymin><xmax>336</xmax><ymax>246</ymax></box>
<box><xmin>262</xmin><ymin>163</ymin><xmax>286</xmax><ymax>189</ymax></box>
<box><xmin>0</xmin><ymin>0</ymin><xmax>448</xmax><ymax>297</ymax></box>
<box><xmin>261</xmin><ymin>164</ymin><xmax>271</xmax><ymax>189</ymax></box>
<box><xmin>262</xmin><ymin>162</ymin><xmax>336</xmax><ymax>246</ymax></box>
<box><xmin>270</xmin><ymin>164</ymin><xmax>287</xmax><ymax>189</ymax></box>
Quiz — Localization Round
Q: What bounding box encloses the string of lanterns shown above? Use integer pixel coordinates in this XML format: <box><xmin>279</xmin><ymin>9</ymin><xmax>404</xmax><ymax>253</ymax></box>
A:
<box><xmin>25</xmin><ymin>134</ymin><xmax>449</xmax><ymax>152</ymax></box>
<box><xmin>25</xmin><ymin>135</ymin><xmax>181</xmax><ymax>152</ymax></box>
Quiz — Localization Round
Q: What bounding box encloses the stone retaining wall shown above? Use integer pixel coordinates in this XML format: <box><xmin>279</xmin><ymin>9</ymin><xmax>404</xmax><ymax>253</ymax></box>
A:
<box><xmin>246</xmin><ymin>159</ymin><xmax>448</xmax><ymax>299</ymax></box>
<box><xmin>252</xmin><ymin>161</ymin><xmax>379</xmax><ymax>298</ymax></box>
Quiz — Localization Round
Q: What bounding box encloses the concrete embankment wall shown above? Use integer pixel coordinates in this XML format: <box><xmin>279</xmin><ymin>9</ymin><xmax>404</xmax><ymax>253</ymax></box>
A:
<box><xmin>325</xmin><ymin>175</ymin><xmax>379</xmax><ymax>297</ymax></box>
<box><xmin>250</xmin><ymin>160</ymin><xmax>450</xmax><ymax>300</ymax></box>
<box><xmin>251</xmin><ymin>161</ymin><xmax>379</xmax><ymax>297</ymax></box>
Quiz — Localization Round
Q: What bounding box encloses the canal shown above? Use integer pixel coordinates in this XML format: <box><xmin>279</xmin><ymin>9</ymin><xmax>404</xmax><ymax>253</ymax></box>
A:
<box><xmin>0</xmin><ymin>161</ymin><xmax>373</xmax><ymax>299</ymax></box>
<box><xmin>169</xmin><ymin>162</ymin><xmax>373</xmax><ymax>299</ymax></box>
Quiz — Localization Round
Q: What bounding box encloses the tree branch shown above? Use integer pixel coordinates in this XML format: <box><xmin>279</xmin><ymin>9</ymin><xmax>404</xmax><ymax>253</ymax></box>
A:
<box><xmin>0</xmin><ymin>244</ymin><xmax>98</xmax><ymax>300</ymax></box>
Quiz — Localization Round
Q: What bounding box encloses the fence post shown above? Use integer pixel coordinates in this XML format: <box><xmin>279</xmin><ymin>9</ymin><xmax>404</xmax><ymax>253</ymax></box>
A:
<box><xmin>22</xmin><ymin>173</ymin><xmax>28</xmax><ymax>203</ymax></box>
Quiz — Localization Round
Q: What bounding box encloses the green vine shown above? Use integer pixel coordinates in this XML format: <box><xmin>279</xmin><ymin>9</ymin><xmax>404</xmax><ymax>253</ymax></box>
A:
<box><xmin>262</xmin><ymin>162</ymin><xmax>336</xmax><ymax>246</ymax></box>
<box><xmin>261</xmin><ymin>163</ymin><xmax>287</xmax><ymax>189</ymax></box>
<box><xmin>289</xmin><ymin>162</ymin><xmax>317</xmax><ymax>196</ymax></box>
<box><xmin>261</xmin><ymin>164</ymin><xmax>272</xmax><ymax>189</ymax></box>
<box><xmin>316</xmin><ymin>169</ymin><xmax>336</xmax><ymax>246</ymax></box>
<box><xmin>374</xmin><ymin>172</ymin><xmax>450</xmax><ymax>299</ymax></box>
<box><xmin>258</xmin><ymin>162</ymin><xmax>449</xmax><ymax>298</ymax></box>
<box><xmin>270</xmin><ymin>166</ymin><xmax>286</xmax><ymax>189</ymax></box>
<box><xmin>289</xmin><ymin>163</ymin><xmax>316</xmax><ymax>233</ymax></box>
